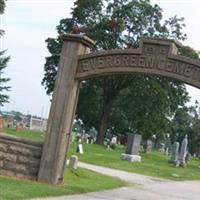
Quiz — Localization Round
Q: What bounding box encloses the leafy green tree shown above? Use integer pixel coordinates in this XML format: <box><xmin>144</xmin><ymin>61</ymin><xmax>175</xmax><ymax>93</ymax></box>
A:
<box><xmin>0</xmin><ymin>0</ymin><xmax>10</xmax><ymax>106</ymax></box>
<box><xmin>42</xmin><ymin>0</ymin><xmax>189</xmax><ymax>144</ymax></box>
<box><xmin>109</xmin><ymin>76</ymin><xmax>188</xmax><ymax>141</ymax></box>
<box><xmin>187</xmin><ymin>105</ymin><xmax>200</xmax><ymax>156</ymax></box>
<box><xmin>169</xmin><ymin>104</ymin><xmax>200</xmax><ymax>156</ymax></box>
<box><xmin>170</xmin><ymin>106</ymin><xmax>192</xmax><ymax>141</ymax></box>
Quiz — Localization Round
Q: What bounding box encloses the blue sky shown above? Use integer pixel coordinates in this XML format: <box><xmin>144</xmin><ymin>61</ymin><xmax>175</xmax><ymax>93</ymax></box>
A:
<box><xmin>1</xmin><ymin>0</ymin><xmax>200</xmax><ymax>118</ymax></box>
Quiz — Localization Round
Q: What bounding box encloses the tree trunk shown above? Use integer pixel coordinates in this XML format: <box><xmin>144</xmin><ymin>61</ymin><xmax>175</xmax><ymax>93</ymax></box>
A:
<box><xmin>95</xmin><ymin>78</ymin><xmax>116</xmax><ymax>144</ymax></box>
<box><xmin>96</xmin><ymin>102</ymin><xmax>113</xmax><ymax>144</ymax></box>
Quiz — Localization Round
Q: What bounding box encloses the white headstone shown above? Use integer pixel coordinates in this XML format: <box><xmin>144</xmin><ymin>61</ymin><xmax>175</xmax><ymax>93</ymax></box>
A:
<box><xmin>111</xmin><ymin>136</ymin><xmax>117</xmax><ymax>144</ymax></box>
<box><xmin>76</xmin><ymin>144</ymin><xmax>84</xmax><ymax>154</ymax></box>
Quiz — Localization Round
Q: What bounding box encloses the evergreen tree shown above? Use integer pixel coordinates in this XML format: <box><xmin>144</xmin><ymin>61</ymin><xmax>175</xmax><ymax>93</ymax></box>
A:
<box><xmin>0</xmin><ymin>51</ymin><xmax>10</xmax><ymax>106</ymax></box>
<box><xmin>0</xmin><ymin>0</ymin><xmax>10</xmax><ymax>106</ymax></box>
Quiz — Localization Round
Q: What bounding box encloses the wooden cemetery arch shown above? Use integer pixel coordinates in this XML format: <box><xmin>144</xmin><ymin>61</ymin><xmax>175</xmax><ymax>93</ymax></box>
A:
<box><xmin>38</xmin><ymin>34</ymin><xmax>200</xmax><ymax>184</ymax></box>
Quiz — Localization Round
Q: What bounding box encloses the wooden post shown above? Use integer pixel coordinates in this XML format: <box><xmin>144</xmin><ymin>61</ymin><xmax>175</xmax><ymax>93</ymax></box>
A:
<box><xmin>38</xmin><ymin>34</ymin><xmax>94</xmax><ymax>184</ymax></box>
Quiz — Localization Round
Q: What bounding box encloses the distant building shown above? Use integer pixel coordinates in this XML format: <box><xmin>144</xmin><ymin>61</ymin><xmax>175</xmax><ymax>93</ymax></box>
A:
<box><xmin>1</xmin><ymin>111</ymin><xmax>47</xmax><ymax>132</ymax></box>
<box><xmin>1</xmin><ymin>111</ymin><xmax>15</xmax><ymax>127</ymax></box>
<box><xmin>23</xmin><ymin>115</ymin><xmax>47</xmax><ymax>132</ymax></box>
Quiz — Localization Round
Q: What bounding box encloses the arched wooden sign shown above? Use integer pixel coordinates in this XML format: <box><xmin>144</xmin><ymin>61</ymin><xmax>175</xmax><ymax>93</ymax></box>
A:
<box><xmin>76</xmin><ymin>38</ymin><xmax>200</xmax><ymax>88</ymax></box>
<box><xmin>38</xmin><ymin>34</ymin><xmax>200</xmax><ymax>185</ymax></box>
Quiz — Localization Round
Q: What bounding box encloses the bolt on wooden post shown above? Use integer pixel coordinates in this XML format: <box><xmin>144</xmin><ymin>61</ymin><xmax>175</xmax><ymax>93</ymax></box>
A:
<box><xmin>38</xmin><ymin>34</ymin><xmax>94</xmax><ymax>184</ymax></box>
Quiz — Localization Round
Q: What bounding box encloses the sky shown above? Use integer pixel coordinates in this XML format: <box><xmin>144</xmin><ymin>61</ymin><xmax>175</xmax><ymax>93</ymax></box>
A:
<box><xmin>1</xmin><ymin>0</ymin><xmax>200</xmax><ymax>118</ymax></box>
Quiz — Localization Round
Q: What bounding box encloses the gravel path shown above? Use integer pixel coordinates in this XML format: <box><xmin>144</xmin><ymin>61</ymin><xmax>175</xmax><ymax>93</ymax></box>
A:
<box><xmin>32</xmin><ymin>162</ymin><xmax>200</xmax><ymax>200</ymax></box>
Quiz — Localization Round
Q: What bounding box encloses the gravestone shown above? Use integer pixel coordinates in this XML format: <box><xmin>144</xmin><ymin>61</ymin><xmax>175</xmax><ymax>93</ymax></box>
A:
<box><xmin>169</xmin><ymin>142</ymin><xmax>179</xmax><ymax>164</ymax></box>
<box><xmin>178</xmin><ymin>135</ymin><xmax>188</xmax><ymax>167</ymax></box>
<box><xmin>15</xmin><ymin>123</ymin><xmax>22</xmax><ymax>132</ymax></box>
<box><xmin>68</xmin><ymin>155</ymin><xmax>78</xmax><ymax>169</ymax></box>
<box><xmin>121</xmin><ymin>133</ymin><xmax>141</xmax><ymax>162</ymax></box>
<box><xmin>125</xmin><ymin>134</ymin><xmax>141</xmax><ymax>155</ymax></box>
<box><xmin>88</xmin><ymin>136</ymin><xmax>94</xmax><ymax>144</ymax></box>
<box><xmin>146</xmin><ymin>140</ymin><xmax>153</xmax><ymax>153</ymax></box>
<box><xmin>185</xmin><ymin>152</ymin><xmax>190</xmax><ymax>164</ymax></box>
<box><xmin>165</xmin><ymin>147</ymin><xmax>169</xmax><ymax>156</ymax></box>
<box><xmin>159</xmin><ymin>143</ymin><xmax>165</xmax><ymax>153</ymax></box>
<box><xmin>76</xmin><ymin>134</ymin><xmax>82</xmax><ymax>142</ymax></box>
<box><xmin>111</xmin><ymin>136</ymin><xmax>117</xmax><ymax>145</ymax></box>
<box><xmin>84</xmin><ymin>133</ymin><xmax>89</xmax><ymax>142</ymax></box>
<box><xmin>76</xmin><ymin>143</ymin><xmax>84</xmax><ymax>154</ymax></box>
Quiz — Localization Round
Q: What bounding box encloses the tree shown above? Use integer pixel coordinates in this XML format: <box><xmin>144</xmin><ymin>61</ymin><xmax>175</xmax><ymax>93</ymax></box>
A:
<box><xmin>0</xmin><ymin>0</ymin><xmax>6</xmax><ymax>36</ymax></box>
<box><xmin>0</xmin><ymin>0</ymin><xmax>5</xmax><ymax>14</ymax></box>
<box><xmin>189</xmin><ymin>102</ymin><xmax>200</xmax><ymax>156</ymax></box>
<box><xmin>0</xmin><ymin>51</ymin><xmax>10</xmax><ymax>106</ymax></box>
<box><xmin>0</xmin><ymin>0</ymin><xmax>10</xmax><ymax>106</ymax></box>
<box><xmin>109</xmin><ymin>76</ymin><xmax>188</xmax><ymax>141</ymax></box>
<box><xmin>42</xmin><ymin>0</ymin><xmax>189</xmax><ymax>144</ymax></box>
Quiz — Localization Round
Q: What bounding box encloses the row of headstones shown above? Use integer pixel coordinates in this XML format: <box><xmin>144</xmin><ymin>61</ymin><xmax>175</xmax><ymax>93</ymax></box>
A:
<box><xmin>74</xmin><ymin>132</ymin><xmax>189</xmax><ymax>165</ymax></box>
<box><xmin>120</xmin><ymin>133</ymin><xmax>189</xmax><ymax>167</ymax></box>
<box><xmin>108</xmin><ymin>135</ymin><xmax>153</xmax><ymax>151</ymax></box>
<box><xmin>69</xmin><ymin>133</ymin><xmax>189</xmax><ymax>169</ymax></box>
<box><xmin>158</xmin><ymin>143</ymin><xmax>169</xmax><ymax>155</ymax></box>
<box><xmin>69</xmin><ymin>133</ymin><xmax>142</xmax><ymax>169</ymax></box>
<box><xmin>75</xmin><ymin>133</ymin><xmax>95</xmax><ymax>144</ymax></box>
<box><xmin>71</xmin><ymin>133</ymin><xmax>142</xmax><ymax>168</ymax></box>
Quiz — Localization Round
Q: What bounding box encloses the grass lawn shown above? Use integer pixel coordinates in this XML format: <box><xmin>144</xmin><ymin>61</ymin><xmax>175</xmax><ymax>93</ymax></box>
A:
<box><xmin>0</xmin><ymin>168</ymin><xmax>125</xmax><ymax>200</ymax></box>
<box><xmin>4</xmin><ymin>127</ymin><xmax>44</xmax><ymax>141</ymax></box>
<box><xmin>69</xmin><ymin>142</ymin><xmax>200</xmax><ymax>181</ymax></box>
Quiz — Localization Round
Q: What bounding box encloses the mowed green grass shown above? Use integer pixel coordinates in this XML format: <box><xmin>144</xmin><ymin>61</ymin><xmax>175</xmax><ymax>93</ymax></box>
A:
<box><xmin>4</xmin><ymin>127</ymin><xmax>44</xmax><ymax>141</ymax></box>
<box><xmin>0</xmin><ymin>168</ymin><xmax>125</xmax><ymax>200</ymax></box>
<box><xmin>69</xmin><ymin>142</ymin><xmax>200</xmax><ymax>181</ymax></box>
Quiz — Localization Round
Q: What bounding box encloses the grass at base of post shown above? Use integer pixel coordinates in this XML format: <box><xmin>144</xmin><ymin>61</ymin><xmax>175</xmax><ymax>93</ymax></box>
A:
<box><xmin>0</xmin><ymin>168</ymin><xmax>126</xmax><ymax>200</ymax></box>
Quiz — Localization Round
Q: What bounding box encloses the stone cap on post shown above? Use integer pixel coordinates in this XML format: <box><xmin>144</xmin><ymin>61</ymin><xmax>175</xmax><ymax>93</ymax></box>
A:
<box><xmin>61</xmin><ymin>34</ymin><xmax>95</xmax><ymax>48</ymax></box>
<box><xmin>141</xmin><ymin>37</ymin><xmax>182</xmax><ymax>55</ymax></box>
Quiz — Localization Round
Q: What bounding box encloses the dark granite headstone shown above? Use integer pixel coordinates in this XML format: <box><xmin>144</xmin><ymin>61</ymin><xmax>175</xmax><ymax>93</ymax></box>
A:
<box><xmin>125</xmin><ymin>134</ymin><xmax>141</xmax><ymax>155</ymax></box>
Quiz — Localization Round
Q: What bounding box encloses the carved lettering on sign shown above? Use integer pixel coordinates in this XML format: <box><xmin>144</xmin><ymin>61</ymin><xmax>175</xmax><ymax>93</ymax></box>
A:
<box><xmin>76</xmin><ymin>40</ymin><xmax>200</xmax><ymax>89</ymax></box>
<box><xmin>77</xmin><ymin>54</ymin><xmax>200</xmax><ymax>83</ymax></box>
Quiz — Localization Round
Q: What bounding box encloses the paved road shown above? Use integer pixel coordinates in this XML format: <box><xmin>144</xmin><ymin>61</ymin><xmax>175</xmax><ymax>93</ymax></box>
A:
<box><xmin>32</xmin><ymin>162</ymin><xmax>200</xmax><ymax>200</ymax></box>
